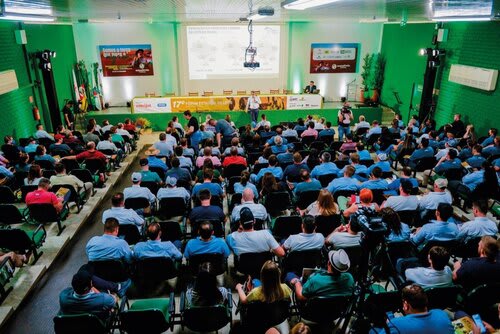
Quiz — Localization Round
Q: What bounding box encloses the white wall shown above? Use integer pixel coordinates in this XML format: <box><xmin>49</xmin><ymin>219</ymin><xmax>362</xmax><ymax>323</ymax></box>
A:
<box><xmin>287</xmin><ymin>22</ymin><xmax>383</xmax><ymax>101</ymax></box>
<box><xmin>177</xmin><ymin>23</ymin><xmax>289</xmax><ymax>95</ymax></box>
<box><xmin>73</xmin><ymin>22</ymin><xmax>179</xmax><ymax>106</ymax></box>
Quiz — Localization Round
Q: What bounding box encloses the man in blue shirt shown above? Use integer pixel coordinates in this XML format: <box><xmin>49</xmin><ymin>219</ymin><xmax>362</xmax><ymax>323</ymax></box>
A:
<box><xmin>145</xmin><ymin>147</ymin><xmax>168</xmax><ymax>172</ymax></box>
<box><xmin>283</xmin><ymin>215</ymin><xmax>325</xmax><ymax>252</ymax></box>
<box><xmin>367</xmin><ymin>153</ymin><xmax>391</xmax><ymax>174</ymax></box>
<box><xmin>86</xmin><ymin>218</ymin><xmax>133</xmax><ymax>263</ymax></box>
<box><xmin>157</xmin><ymin>176</ymin><xmax>191</xmax><ymax>204</ymax></box>
<box><xmin>35</xmin><ymin>124</ymin><xmax>54</xmax><ymax>141</ymax></box>
<box><xmin>372</xmin><ymin>284</ymin><xmax>454</xmax><ymax>334</ymax></box>
<box><xmin>483</xmin><ymin>136</ymin><xmax>500</xmax><ymax>157</ymax></box>
<box><xmin>466</xmin><ymin>144</ymin><xmax>486</xmax><ymax>169</ymax></box>
<box><xmin>184</xmin><ymin>221</ymin><xmax>230</xmax><ymax>259</ymax></box>
<box><xmin>102</xmin><ymin>193</ymin><xmax>145</xmax><ymax>231</ymax></box>
<box><xmin>386</xmin><ymin>167</ymin><xmax>418</xmax><ymax>195</ymax></box>
<box><xmin>408</xmin><ymin>137</ymin><xmax>434</xmax><ymax>168</ymax></box>
<box><xmin>59</xmin><ymin>270</ymin><xmax>117</xmax><ymax>320</ymax></box>
<box><xmin>318</xmin><ymin>121</ymin><xmax>335</xmax><ymax>138</ymax></box>
<box><xmin>209</xmin><ymin>118</ymin><xmax>236</xmax><ymax>148</ymax></box>
<box><xmin>123</xmin><ymin>173</ymin><xmax>157</xmax><ymax>207</ymax></box>
<box><xmin>327</xmin><ymin>165</ymin><xmax>360</xmax><ymax>194</ymax></box>
<box><xmin>422</xmin><ymin>149</ymin><xmax>462</xmax><ymax>186</ymax></box>
<box><xmin>293</xmin><ymin>169</ymin><xmax>322</xmax><ymax>197</ymax></box>
<box><xmin>270</xmin><ymin>136</ymin><xmax>288</xmax><ymax>155</ymax></box>
<box><xmin>265</xmin><ymin>128</ymin><xmax>289</xmax><ymax>147</ymax></box>
<box><xmin>165</xmin><ymin>157</ymin><xmax>191</xmax><ymax>184</ymax></box>
<box><xmin>188</xmin><ymin>189</ymin><xmax>226</xmax><ymax>227</ymax></box>
<box><xmin>337</xmin><ymin>153</ymin><xmax>369</xmax><ymax>181</ymax></box>
<box><xmin>134</xmin><ymin>223</ymin><xmax>182</xmax><ymax>259</ymax></box>
<box><xmin>365</xmin><ymin>120</ymin><xmax>382</xmax><ymax>139</ymax></box>
<box><xmin>251</xmin><ymin>155</ymin><xmax>283</xmax><ymax>183</ymax></box>
<box><xmin>311</xmin><ymin>152</ymin><xmax>339</xmax><ymax>178</ymax></box>
<box><xmin>480</xmin><ymin>128</ymin><xmax>497</xmax><ymax>147</ymax></box>
<box><xmin>138</xmin><ymin>158</ymin><xmax>163</xmax><ymax>184</ymax></box>
<box><xmin>411</xmin><ymin>203</ymin><xmax>459</xmax><ymax>250</ymax></box>
<box><xmin>356</xmin><ymin>143</ymin><xmax>372</xmax><ymax>161</ymax></box>
<box><xmin>361</xmin><ymin>167</ymin><xmax>389</xmax><ymax>191</ymax></box>
<box><xmin>284</xmin><ymin>152</ymin><xmax>310</xmax><ymax>183</ymax></box>
<box><xmin>457</xmin><ymin>200</ymin><xmax>498</xmax><ymax>243</ymax></box>
<box><xmin>231</xmin><ymin>188</ymin><xmax>268</xmax><ymax>224</ymax></box>
<box><xmin>192</xmin><ymin>169</ymin><xmax>224</xmax><ymax>198</ymax></box>
<box><xmin>153</xmin><ymin>132</ymin><xmax>174</xmax><ymax>158</ymax></box>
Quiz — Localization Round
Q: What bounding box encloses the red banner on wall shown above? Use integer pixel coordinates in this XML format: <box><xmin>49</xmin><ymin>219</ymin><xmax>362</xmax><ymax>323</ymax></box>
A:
<box><xmin>99</xmin><ymin>44</ymin><xmax>154</xmax><ymax>77</ymax></box>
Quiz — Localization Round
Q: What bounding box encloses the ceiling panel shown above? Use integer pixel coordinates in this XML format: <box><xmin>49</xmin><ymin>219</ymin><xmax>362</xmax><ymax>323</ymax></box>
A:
<box><xmin>1</xmin><ymin>0</ymin><xmax>492</xmax><ymax>23</ymax></box>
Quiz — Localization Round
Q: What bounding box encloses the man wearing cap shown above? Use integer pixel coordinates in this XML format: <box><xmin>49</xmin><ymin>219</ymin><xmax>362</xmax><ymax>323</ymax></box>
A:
<box><xmin>288</xmin><ymin>249</ymin><xmax>355</xmax><ymax>302</ymax></box>
<box><xmin>59</xmin><ymin>270</ymin><xmax>117</xmax><ymax>320</ymax></box>
<box><xmin>187</xmin><ymin>189</ymin><xmax>226</xmax><ymax>228</ymax></box>
<box><xmin>102</xmin><ymin>193</ymin><xmax>145</xmax><ymax>231</ymax></box>
<box><xmin>381</xmin><ymin>179</ymin><xmax>418</xmax><ymax>211</ymax></box>
<box><xmin>226</xmin><ymin>207</ymin><xmax>285</xmax><ymax>258</ymax></box>
<box><xmin>184</xmin><ymin>221</ymin><xmax>230</xmax><ymax>259</ymax></box>
<box><xmin>86</xmin><ymin>217</ymin><xmax>133</xmax><ymax>263</ymax></box>
<box><xmin>231</xmin><ymin>188</ymin><xmax>268</xmax><ymax>227</ymax></box>
<box><xmin>153</xmin><ymin>132</ymin><xmax>174</xmax><ymax>158</ymax></box>
<box><xmin>367</xmin><ymin>153</ymin><xmax>391</xmax><ymax>174</ymax></box>
<box><xmin>165</xmin><ymin>157</ymin><xmax>192</xmax><ymax>185</ymax></box>
<box><xmin>145</xmin><ymin>147</ymin><xmax>168</xmax><ymax>172</ymax></box>
<box><xmin>418</xmin><ymin>178</ymin><xmax>453</xmax><ymax>212</ymax></box>
<box><xmin>138</xmin><ymin>158</ymin><xmax>163</xmax><ymax>184</ymax></box>
<box><xmin>123</xmin><ymin>172</ymin><xmax>156</xmax><ymax>208</ymax></box>
<box><xmin>157</xmin><ymin>176</ymin><xmax>191</xmax><ymax>204</ymax></box>
<box><xmin>134</xmin><ymin>223</ymin><xmax>182</xmax><ymax>259</ymax></box>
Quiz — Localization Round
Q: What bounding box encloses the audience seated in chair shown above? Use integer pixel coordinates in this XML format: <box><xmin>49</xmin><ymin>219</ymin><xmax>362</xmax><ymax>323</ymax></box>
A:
<box><xmin>231</xmin><ymin>188</ymin><xmax>268</xmax><ymax>224</ymax></box>
<box><xmin>188</xmin><ymin>189</ymin><xmax>226</xmax><ymax>227</ymax></box>
<box><xmin>457</xmin><ymin>200</ymin><xmax>498</xmax><ymax>243</ymax></box>
<box><xmin>102</xmin><ymin>192</ymin><xmax>145</xmax><ymax>231</ymax></box>
<box><xmin>51</xmin><ymin>163</ymin><xmax>93</xmax><ymax>200</ymax></box>
<box><xmin>326</xmin><ymin>214</ymin><xmax>362</xmax><ymax>250</ymax></box>
<box><xmin>411</xmin><ymin>203</ymin><xmax>458</xmax><ymax>251</ymax></box>
<box><xmin>282</xmin><ymin>215</ymin><xmax>324</xmax><ymax>253</ymax></box>
<box><xmin>157</xmin><ymin>176</ymin><xmax>190</xmax><ymax>204</ymax></box>
<box><xmin>192</xmin><ymin>168</ymin><xmax>224</xmax><ymax>198</ymax></box>
<box><xmin>184</xmin><ymin>221</ymin><xmax>230</xmax><ymax>260</ymax></box>
<box><xmin>138</xmin><ymin>158</ymin><xmax>163</xmax><ymax>184</ymax></box>
<box><xmin>402</xmin><ymin>246</ymin><xmax>453</xmax><ymax>289</ymax></box>
<box><xmin>381</xmin><ymin>179</ymin><xmax>418</xmax><ymax>211</ymax></box>
<box><xmin>86</xmin><ymin>217</ymin><xmax>133</xmax><ymax>264</ymax></box>
<box><xmin>26</xmin><ymin>178</ymin><xmax>65</xmax><ymax>213</ymax></box>
<box><xmin>134</xmin><ymin>222</ymin><xmax>182</xmax><ymax>260</ymax></box>
<box><xmin>123</xmin><ymin>172</ymin><xmax>156</xmax><ymax>209</ymax></box>
<box><xmin>186</xmin><ymin>262</ymin><xmax>229</xmax><ymax>307</ymax></box>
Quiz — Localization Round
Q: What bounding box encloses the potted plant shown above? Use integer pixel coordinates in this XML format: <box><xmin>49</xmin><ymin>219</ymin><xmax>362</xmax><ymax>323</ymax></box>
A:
<box><xmin>372</xmin><ymin>53</ymin><xmax>386</xmax><ymax>103</ymax></box>
<box><xmin>360</xmin><ymin>53</ymin><xmax>373</xmax><ymax>103</ymax></box>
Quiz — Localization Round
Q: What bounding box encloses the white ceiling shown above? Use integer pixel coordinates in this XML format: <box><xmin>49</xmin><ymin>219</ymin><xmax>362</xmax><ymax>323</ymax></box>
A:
<box><xmin>2</xmin><ymin>0</ymin><xmax>498</xmax><ymax>23</ymax></box>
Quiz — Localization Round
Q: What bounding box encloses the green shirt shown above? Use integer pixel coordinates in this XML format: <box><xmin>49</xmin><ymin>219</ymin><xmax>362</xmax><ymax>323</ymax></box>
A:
<box><xmin>196</xmin><ymin>169</ymin><xmax>221</xmax><ymax>180</ymax></box>
<box><xmin>140</xmin><ymin>170</ymin><xmax>162</xmax><ymax>183</ymax></box>
<box><xmin>302</xmin><ymin>270</ymin><xmax>354</xmax><ymax>298</ymax></box>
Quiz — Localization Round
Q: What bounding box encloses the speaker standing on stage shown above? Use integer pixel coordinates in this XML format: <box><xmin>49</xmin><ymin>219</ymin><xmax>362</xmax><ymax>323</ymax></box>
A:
<box><xmin>246</xmin><ymin>91</ymin><xmax>261</xmax><ymax>126</ymax></box>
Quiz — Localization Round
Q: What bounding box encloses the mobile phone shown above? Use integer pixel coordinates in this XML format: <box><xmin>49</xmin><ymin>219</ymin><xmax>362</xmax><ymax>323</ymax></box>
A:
<box><xmin>472</xmin><ymin>314</ymin><xmax>487</xmax><ymax>334</ymax></box>
<box><xmin>355</xmin><ymin>196</ymin><xmax>360</xmax><ymax>204</ymax></box>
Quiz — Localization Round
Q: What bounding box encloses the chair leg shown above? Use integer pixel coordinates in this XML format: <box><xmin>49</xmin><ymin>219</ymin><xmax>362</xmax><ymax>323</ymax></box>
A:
<box><xmin>31</xmin><ymin>247</ymin><xmax>43</xmax><ymax>265</ymax></box>
<box><xmin>56</xmin><ymin>220</ymin><xmax>66</xmax><ymax>236</ymax></box>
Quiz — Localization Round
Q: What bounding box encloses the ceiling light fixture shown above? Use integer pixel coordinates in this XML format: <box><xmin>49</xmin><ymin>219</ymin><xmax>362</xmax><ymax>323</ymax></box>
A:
<box><xmin>6</xmin><ymin>6</ymin><xmax>52</xmax><ymax>16</ymax></box>
<box><xmin>281</xmin><ymin>0</ymin><xmax>340</xmax><ymax>11</ymax></box>
<box><xmin>431</xmin><ymin>16</ymin><xmax>491</xmax><ymax>22</ymax></box>
<box><xmin>0</xmin><ymin>14</ymin><xmax>54</xmax><ymax>22</ymax></box>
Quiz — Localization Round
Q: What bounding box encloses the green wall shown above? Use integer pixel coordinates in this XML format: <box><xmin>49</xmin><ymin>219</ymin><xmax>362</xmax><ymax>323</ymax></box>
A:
<box><xmin>434</xmin><ymin>22</ymin><xmax>500</xmax><ymax>136</ymax></box>
<box><xmin>0</xmin><ymin>21</ymin><xmax>38</xmax><ymax>139</ymax></box>
<box><xmin>380</xmin><ymin>23</ymin><xmax>435</xmax><ymax>123</ymax></box>
<box><xmin>0</xmin><ymin>22</ymin><xmax>77</xmax><ymax>139</ymax></box>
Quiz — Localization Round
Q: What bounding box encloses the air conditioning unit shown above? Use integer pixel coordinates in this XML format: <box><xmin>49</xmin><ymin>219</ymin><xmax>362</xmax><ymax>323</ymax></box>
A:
<box><xmin>449</xmin><ymin>64</ymin><xmax>498</xmax><ymax>91</ymax></box>
<box><xmin>0</xmin><ymin>70</ymin><xmax>19</xmax><ymax>95</ymax></box>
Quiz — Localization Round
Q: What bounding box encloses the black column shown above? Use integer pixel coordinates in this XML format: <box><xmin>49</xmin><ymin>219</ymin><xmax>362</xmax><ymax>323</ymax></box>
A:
<box><xmin>36</xmin><ymin>51</ymin><xmax>61</xmax><ymax>128</ymax></box>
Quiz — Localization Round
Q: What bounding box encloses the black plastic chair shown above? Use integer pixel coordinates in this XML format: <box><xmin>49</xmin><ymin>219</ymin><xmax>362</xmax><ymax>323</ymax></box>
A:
<box><xmin>0</xmin><ymin>225</ymin><xmax>46</xmax><ymax>264</ymax></box>
<box><xmin>157</xmin><ymin>197</ymin><xmax>188</xmax><ymax>219</ymax></box>
<box><xmin>333</xmin><ymin>189</ymin><xmax>357</xmax><ymax>201</ymax></box>
<box><xmin>310</xmin><ymin>141</ymin><xmax>326</xmax><ymax>151</ymax></box>
<box><xmin>62</xmin><ymin>158</ymin><xmax>81</xmax><ymax>173</ymax></box>
<box><xmin>386</xmin><ymin>240</ymin><xmax>417</xmax><ymax>272</ymax></box>
<box><xmin>13</xmin><ymin>171</ymin><xmax>27</xmax><ymax>190</ymax></box>
<box><xmin>318</xmin><ymin>173</ymin><xmax>337</xmax><ymax>187</ymax></box>
<box><xmin>301</xmin><ymin>135</ymin><xmax>316</xmax><ymax>147</ymax></box>
<box><xmin>343</xmin><ymin>245</ymin><xmax>363</xmax><ymax>280</ymax></box>
<box><xmin>180</xmin><ymin>291</ymin><xmax>232</xmax><ymax>332</ymax></box>
<box><xmin>187</xmin><ymin>253</ymin><xmax>227</xmax><ymax>276</ymax></box>
<box><xmin>363</xmin><ymin>290</ymin><xmax>402</xmax><ymax>328</ymax></box>
<box><xmin>315</xmin><ymin>215</ymin><xmax>342</xmax><ymax>237</ymax></box>
<box><xmin>252</xmin><ymin>163</ymin><xmax>269</xmax><ymax>175</ymax></box>
<box><xmin>118</xmin><ymin>224</ymin><xmax>142</xmax><ymax>245</ymax></box>
<box><xmin>418</xmin><ymin>240</ymin><xmax>458</xmax><ymax>264</ymax></box>
<box><xmin>133</xmin><ymin>257</ymin><xmax>179</xmax><ymax>285</ymax></box>
<box><xmin>20</xmin><ymin>185</ymin><xmax>37</xmax><ymax>203</ymax></box>
<box><xmin>0</xmin><ymin>204</ymin><xmax>29</xmax><ymax>225</ymax></box>
<box><xmin>229</xmin><ymin>193</ymin><xmax>243</xmax><ymax>212</ymax></box>
<box><xmin>84</xmin><ymin>158</ymin><xmax>106</xmax><ymax>174</ymax></box>
<box><xmin>396</xmin><ymin>210</ymin><xmax>416</xmax><ymax>227</ymax></box>
<box><xmin>140</xmin><ymin>181</ymin><xmax>160</xmax><ymax>196</ymax></box>
<box><xmin>235</xmin><ymin>252</ymin><xmax>273</xmax><ymax>278</ymax></box>
<box><xmin>53</xmin><ymin>313</ymin><xmax>109</xmax><ymax>334</ymax></box>
<box><xmin>272</xmin><ymin>215</ymin><xmax>302</xmax><ymax>240</ymax></box>
<box><xmin>443</xmin><ymin>168</ymin><xmax>464</xmax><ymax>181</ymax></box>
<box><xmin>70</xmin><ymin>169</ymin><xmax>97</xmax><ymax>193</ymax></box>
<box><xmin>425</xmin><ymin>285</ymin><xmax>463</xmax><ymax>310</ymax></box>
<box><xmin>282</xmin><ymin>249</ymin><xmax>323</xmax><ymax>276</ymax></box>
<box><xmin>149</xmin><ymin>166</ymin><xmax>166</xmax><ymax>181</ymax></box>
<box><xmin>0</xmin><ymin>186</ymin><xmax>17</xmax><ymax>204</ymax></box>
<box><xmin>28</xmin><ymin>203</ymin><xmax>66</xmax><ymax>235</ymax></box>
<box><xmin>411</xmin><ymin>157</ymin><xmax>436</xmax><ymax>177</ymax></box>
<box><xmin>124</xmin><ymin>197</ymin><xmax>150</xmax><ymax>211</ymax></box>
<box><xmin>300</xmin><ymin>295</ymin><xmax>351</xmax><ymax>325</ymax></box>
<box><xmin>240</xmin><ymin>300</ymin><xmax>290</xmax><ymax>333</ymax></box>
<box><xmin>89</xmin><ymin>260</ymin><xmax>129</xmax><ymax>283</ymax></box>
<box><xmin>464</xmin><ymin>283</ymin><xmax>500</xmax><ymax>328</ymax></box>
<box><xmin>296</xmin><ymin>190</ymin><xmax>320</xmax><ymax>210</ymax></box>
<box><xmin>158</xmin><ymin>221</ymin><xmax>183</xmax><ymax>243</ymax></box>
<box><xmin>454</xmin><ymin>237</ymin><xmax>482</xmax><ymax>260</ymax></box>
<box><xmin>223</xmin><ymin>164</ymin><xmax>247</xmax><ymax>179</ymax></box>
<box><xmin>359</xmin><ymin>159</ymin><xmax>374</xmax><ymax>167</ymax></box>
<box><xmin>263</xmin><ymin>191</ymin><xmax>292</xmax><ymax>217</ymax></box>
<box><xmin>35</xmin><ymin>159</ymin><xmax>55</xmax><ymax>170</ymax></box>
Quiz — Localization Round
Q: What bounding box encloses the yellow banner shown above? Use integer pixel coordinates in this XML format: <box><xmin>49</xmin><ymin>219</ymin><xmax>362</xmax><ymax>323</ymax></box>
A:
<box><xmin>170</xmin><ymin>95</ymin><xmax>287</xmax><ymax>112</ymax></box>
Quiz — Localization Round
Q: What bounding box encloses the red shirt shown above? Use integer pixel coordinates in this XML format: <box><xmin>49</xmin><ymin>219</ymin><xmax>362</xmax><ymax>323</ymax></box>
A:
<box><xmin>123</xmin><ymin>124</ymin><xmax>136</xmax><ymax>132</ymax></box>
<box><xmin>26</xmin><ymin>189</ymin><xmax>60</xmax><ymax>207</ymax></box>
<box><xmin>222</xmin><ymin>155</ymin><xmax>247</xmax><ymax>167</ymax></box>
<box><xmin>76</xmin><ymin>150</ymin><xmax>107</xmax><ymax>162</ymax></box>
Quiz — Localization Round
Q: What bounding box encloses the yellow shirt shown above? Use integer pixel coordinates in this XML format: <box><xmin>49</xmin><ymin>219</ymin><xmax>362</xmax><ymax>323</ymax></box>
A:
<box><xmin>246</xmin><ymin>284</ymin><xmax>292</xmax><ymax>303</ymax></box>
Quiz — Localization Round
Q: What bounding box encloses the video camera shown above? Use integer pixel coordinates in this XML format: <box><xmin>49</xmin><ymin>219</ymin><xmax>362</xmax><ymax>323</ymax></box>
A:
<box><xmin>350</xmin><ymin>206</ymin><xmax>388</xmax><ymax>249</ymax></box>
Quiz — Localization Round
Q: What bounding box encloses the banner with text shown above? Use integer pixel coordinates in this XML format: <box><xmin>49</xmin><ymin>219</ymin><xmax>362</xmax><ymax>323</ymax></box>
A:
<box><xmin>99</xmin><ymin>44</ymin><xmax>154</xmax><ymax>77</ymax></box>
<box><xmin>133</xmin><ymin>97</ymin><xmax>171</xmax><ymax>113</ymax></box>
<box><xmin>286</xmin><ymin>94</ymin><xmax>323</xmax><ymax>110</ymax></box>
<box><xmin>310</xmin><ymin>43</ymin><xmax>359</xmax><ymax>74</ymax></box>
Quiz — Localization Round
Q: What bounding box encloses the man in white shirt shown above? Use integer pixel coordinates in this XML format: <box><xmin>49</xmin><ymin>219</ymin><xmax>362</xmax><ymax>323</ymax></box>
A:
<box><xmin>231</xmin><ymin>188</ymin><xmax>269</xmax><ymax>226</ymax></box>
<box><xmin>101</xmin><ymin>120</ymin><xmax>113</xmax><ymax>133</ymax></box>
<box><xmin>418</xmin><ymin>178</ymin><xmax>453</xmax><ymax>211</ymax></box>
<box><xmin>458</xmin><ymin>200</ymin><xmax>498</xmax><ymax>243</ymax></box>
<box><xmin>157</xmin><ymin>176</ymin><xmax>191</xmax><ymax>204</ymax></box>
<box><xmin>283</xmin><ymin>215</ymin><xmax>325</xmax><ymax>252</ymax></box>
<box><xmin>404</xmin><ymin>246</ymin><xmax>453</xmax><ymax>289</ymax></box>
<box><xmin>50</xmin><ymin>163</ymin><xmax>93</xmax><ymax>200</ymax></box>
<box><xmin>353</xmin><ymin>115</ymin><xmax>371</xmax><ymax>132</ymax></box>
<box><xmin>326</xmin><ymin>218</ymin><xmax>362</xmax><ymax>250</ymax></box>
<box><xmin>382</xmin><ymin>179</ymin><xmax>419</xmax><ymax>211</ymax></box>
<box><xmin>35</xmin><ymin>124</ymin><xmax>54</xmax><ymax>141</ymax></box>
<box><xmin>116</xmin><ymin>123</ymin><xmax>132</xmax><ymax>138</ymax></box>
<box><xmin>246</xmin><ymin>91</ymin><xmax>261</xmax><ymax>125</ymax></box>
<box><xmin>254</xmin><ymin>114</ymin><xmax>271</xmax><ymax>131</ymax></box>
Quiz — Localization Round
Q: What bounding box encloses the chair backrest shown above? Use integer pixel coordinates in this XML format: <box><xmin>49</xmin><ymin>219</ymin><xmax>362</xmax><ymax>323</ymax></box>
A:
<box><xmin>301</xmin><ymin>135</ymin><xmax>316</xmax><ymax>146</ymax></box>
<box><xmin>183</xmin><ymin>304</ymin><xmax>230</xmax><ymax>332</ymax></box>
<box><xmin>53</xmin><ymin>313</ymin><xmax>107</xmax><ymax>334</ymax></box>
<box><xmin>13</xmin><ymin>171</ymin><xmax>27</xmax><ymax>189</ymax></box>
<box><xmin>42</xmin><ymin>169</ymin><xmax>56</xmax><ymax>179</ymax></box>
<box><xmin>264</xmin><ymin>191</ymin><xmax>291</xmax><ymax>215</ymax></box>
<box><xmin>319</xmin><ymin>135</ymin><xmax>334</xmax><ymax>145</ymax></box>
<box><xmin>223</xmin><ymin>164</ymin><xmax>246</xmax><ymax>179</ymax></box>
<box><xmin>425</xmin><ymin>285</ymin><xmax>462</xmax><ymax>310</ymax></box>
<box><xmin>419</xmin><ymin>240</ymin><xmax>458</xmax><ymax>263</ymax></box>
<box><xmin>332</xmin><ymin>189</ymin><xmax>357</xmax><ymax>201</ymax></box>
<box><xmin>371</xmin><ymin>189</ymin><xmax>386</xmax><ymax>206</ymax></box>
<box><xmin>158</xmin><ymin>197</ymin><xmax>187</xmax><ymax>218</ymax></box>
<box><xmin>124</xmin><ymin>197</ymin><xmax>150</xmax><ymax>210</ymax></box>
<box><xmin>70</xmin><ymin>169</ymin><xmax>94</xmax><ymax>184</ymax></box>
<box><xmin>396</xmin><ymin>210</ymin><xmax>416</xmax><ymax>227</ymax></box>
<box><xmin>334</xmin><ymin>160</ymin><xmax>350</xmax><ymax>169</ymax></box>
<box><xmin>0</xmin><ymin>228</ymin><xmax>32</xmax><ymax>252</ymax></box>
<box><xmin>314</xmin><ymin>215</ymin><xmax>342</xmax><ymax>237</ymax></box>
<box><xmin>89</xmin><ymin>260</ymin><xmax>129</xmax><ymax>282</ymax></box>
<box><xmin>272</xmin><ymin>215</ymin><xmax>302</xmax><ymax>240</ymax></box>
<box><xmin>149</xmin><ymin>167</ymin><xmax>166</xmax><ymax>181</ymax></box>
<box><xmin>252</xmin><ymin>163</ymin><xmax>269</xmax><ymax>175</ymax></box>
<box><xmin>283</xmin><ymin>249</ymin><xmax>322</xmax><ymax>275</ymax></box>
<box><xmin>414</xmin><ymin>157</ymin><xmax>436</xmax><ymax>172</ymax></box>
<box><xmin>188</xmin><ymin>253</ymin><xmax>226</xmax><ymax>276</ymax></box>
<box><xmin>120</xmin><ymin>308</ymin><xmax>169</xmax><ymax>334</ymax></box>
<box><xmin>20</xmin><ymin>185</ymin><xmax>38</xmax><ymax>202</ymax></box>
<box><xmin>443</xmin><ymin>168</ymin><xmax>464</xmax><ymax>181</ymax></box>
<box><xmin>464</xmin><ymin>283</ymin><xmax>500</xmax><ymax>320</ymax></box>
<box><xmin>301</xmin><ymin>295</ymin><xmax>351</xmax><ymax>324</ymax></box>
<box><xmin>226</xmin><ymin>176</ymin><xmax>241</xmax><ymax>195</ymax></box>
<box><xmin>118</xmin><ymin>224</ymin><xmax>142</xmax><ymax>245</ymax></box>
<box><xmin>359</xmin><ymin>159</ymin><xmax>374</xmax><ymax>167</ymax></box>
<box><xmin>84</xmin><ymin>159</ymin><xmax>105</xmax><ymax>174</ymax></box>
<box><xmin>242</xmin><ymin>300</ymin><xmax>290</xmax><ymax>331</ymax></box>
<box><xmin>386</xmin><ymin>240</ymin><xmax>417</xmax><ymax>269</ymax></box>
<box><xmin>363</xmin><ymin>290</ymin><xmax>402</xmax><ymax>328</ymax></box>
<box><xmin>140</xmin><ymin>181</ymin><xmax>160</xmax><ymax>195</ymax></box>
<box><xmin>133</xmin><ymin>257</ymin><xmax>178</xmax><ymax>283</ymax></box>
<box><xmin>0</xmin><ymin>186</ymin><xmax>17</xmax><ymax>204</ymax></box>
<box><xmin>51</xmin><ymin>184</ymin><xmax>78</xmax><ymax>203</ymax></box>
<box><xmin>0</xmin><ymin>204</ymin><xmax>26</xmax><ymax>224</ymax></box>
<box><xmin>158</xmin><ymin>221</ymin><xmax>183</xmax><ymax>243</ymax></box>
<box><xmin>455</xmin><ymin>237</ymin><xmax>482</xmax><ymax>259</ymax></box>
<box><xmin>229</xmin><ymin>192</ymin><xmax>243</xmax><ymax>212</ymax></box>
<box><xmin>35</xmin><ymin>159</ymin><xmax>54</xmax><ymax>170</ymax></box>
<box><xmin>28</xmin><ymin>203</ymin><xmax>59</xmax><ymax>223</ymax></box>
<box><xmin>236</xmin><ymin>252</ymin><xmax>273</xmax><ymax>278</ymax></box>
<box><xmin>343</xmin><ymin>245</ymin><xmax>363</xmax><ymax>279</ymax></box>
<box><xmin>296</xmin><ymin>190</ymin><xmax>320</xmax><ymax>210</ymax></box>
<box><xmin>318</xmin><ymin>173</ymin><xmax>337</xmax><ymax>187</ymax></box>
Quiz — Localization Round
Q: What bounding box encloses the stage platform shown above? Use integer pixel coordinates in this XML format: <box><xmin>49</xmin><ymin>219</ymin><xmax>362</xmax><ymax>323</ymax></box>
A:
<box><xmin>85</xmin><ymin>102</ymin><xmax>383</xmax><ymax>131</ymax></box>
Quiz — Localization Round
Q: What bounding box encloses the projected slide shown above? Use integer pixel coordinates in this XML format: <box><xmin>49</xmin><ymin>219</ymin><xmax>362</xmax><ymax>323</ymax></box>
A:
<box><xmin>186</xmin><ymin>25</ymin><xmax>280</xmax><ymax>80</ymax></box>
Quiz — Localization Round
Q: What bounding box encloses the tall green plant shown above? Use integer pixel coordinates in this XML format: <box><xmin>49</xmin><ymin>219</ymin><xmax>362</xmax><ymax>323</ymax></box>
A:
<box><xmin>373</xmin><ymin>53</ymin><xmax>387</xmax><ymax>91</ymax></box>
<box><xmin>360</xmin><ymin>53</ymin><xmax>373</xmax><ymax>90</ymax></box>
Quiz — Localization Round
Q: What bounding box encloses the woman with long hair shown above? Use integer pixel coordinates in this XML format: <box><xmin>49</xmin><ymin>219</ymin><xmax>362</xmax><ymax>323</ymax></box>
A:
<box><xmin>25</xmin><ymin>164</ymin><xmax>42</xmax><ymax>185</ymax></box>
<box><xmin>302</xmin><ymin>189</ymin><xmax>339</xmax><ymax>217</ymax></box>
<box><xmin>186</xmin><ymin>262</ymin><xmax>228</xmax><ymax>307</ymax></box>
<box><xmin>380</xmin><ymin>207</ymin><xmax>410</xmax><ymax>242</ymax></box>
<box><xmin>260</xmin><ymin>172</ymin><xmax>283</xmax><ymax>197</ymax></box>
<box><xmin>236</xmin><ymin>261</ymin><xmax>291</xmax><ymax>304</ymax></box>
<box><xmin>234</xmin><ymin>170</ymin><xmax>259</xmax><ymax>199</ymax></box>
